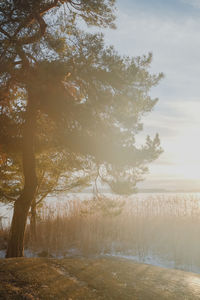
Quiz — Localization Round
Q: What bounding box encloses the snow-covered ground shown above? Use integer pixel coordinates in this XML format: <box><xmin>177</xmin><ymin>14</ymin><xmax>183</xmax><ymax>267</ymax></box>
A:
<box><xmin>105</xmin><ymin>253</ymin><xmax>200</xmax><ymax>274</ymax></box>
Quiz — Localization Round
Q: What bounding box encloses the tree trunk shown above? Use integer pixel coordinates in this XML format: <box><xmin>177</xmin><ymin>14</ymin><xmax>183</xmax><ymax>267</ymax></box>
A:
<box><xmin>6</xmin><ymin>94</ymin><xmax>37</xmax><ymax>258</ymax></box>
<box><xmin>30</xmin><ymin>198</ymin><xmax>37</xmax><ymax>243</ymax></box>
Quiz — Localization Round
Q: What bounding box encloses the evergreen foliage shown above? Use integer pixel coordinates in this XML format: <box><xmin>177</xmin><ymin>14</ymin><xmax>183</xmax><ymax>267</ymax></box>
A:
<box><xmin>0</xmin><ymin>0</ymin><xmax>163</xmax><ymax>257</ymax></box>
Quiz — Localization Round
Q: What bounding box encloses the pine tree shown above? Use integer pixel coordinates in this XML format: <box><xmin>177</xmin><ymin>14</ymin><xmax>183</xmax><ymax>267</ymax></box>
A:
<box><xmin>0</xmin><ymin>1</ymin><xmax>163</xmax><ymax>257</ymax></box>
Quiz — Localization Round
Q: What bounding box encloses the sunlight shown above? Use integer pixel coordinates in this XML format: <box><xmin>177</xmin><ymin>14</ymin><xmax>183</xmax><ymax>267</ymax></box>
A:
<box><xmin>2</xmin><ymin>0</ymin><xmax>200</xmax><ymax>298</ymax></box>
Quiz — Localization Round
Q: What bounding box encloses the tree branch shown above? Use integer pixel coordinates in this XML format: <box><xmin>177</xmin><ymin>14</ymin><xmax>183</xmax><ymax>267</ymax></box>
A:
<box><xmin>16</xmin><ymin>13</ymin><xmax>47</xmax><ymax>45</ymax></box>
<box><xmin>0</xmin><ymin>191</ymin><xmax>18</xmax><ymax>202</ymax></box>
<box><xmin>0</xmin><ymin>27</ymin><xmax>11</xmax><ymax>39</ymax></box>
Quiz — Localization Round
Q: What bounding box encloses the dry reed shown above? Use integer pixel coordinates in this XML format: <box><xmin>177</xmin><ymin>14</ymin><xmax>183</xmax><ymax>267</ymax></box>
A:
<box><xmin>1</xmin><ymin>193</ymin><xmax>200</xmax><ymax>272</ymax></box>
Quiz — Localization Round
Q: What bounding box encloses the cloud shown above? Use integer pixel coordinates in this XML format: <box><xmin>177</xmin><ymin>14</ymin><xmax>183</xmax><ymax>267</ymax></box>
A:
<box><xmin>137</xmin><ymin>99</ymin><xmax>200</xmax><ymax>186</ymax></box>
<box><xmin>102</xmin><ymin>1</ymin><xmax>200</xmax><ymax>189</ymax></box>
<box><xmin>104</xmin><ymin>8</ymin><xmax>200</xmax><ymax>101</ymax></box>
<box><xmin>181</xmin><ymin>0</ymin><xmax>200</xmax><ymax>9</ymax></box>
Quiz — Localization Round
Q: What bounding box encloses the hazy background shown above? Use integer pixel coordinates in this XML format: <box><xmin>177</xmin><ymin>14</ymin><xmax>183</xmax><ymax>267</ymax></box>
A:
<box><xmin>101</xmin><ymin>0</ymin><xmax>200</xmax><ymax>191</ymax></box>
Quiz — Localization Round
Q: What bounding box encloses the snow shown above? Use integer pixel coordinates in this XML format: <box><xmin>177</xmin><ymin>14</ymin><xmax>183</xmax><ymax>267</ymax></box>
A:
<box><xmin>105</xmin><ymin>252</ymin><xmax>200</xmax><ymax>274</ymax></box>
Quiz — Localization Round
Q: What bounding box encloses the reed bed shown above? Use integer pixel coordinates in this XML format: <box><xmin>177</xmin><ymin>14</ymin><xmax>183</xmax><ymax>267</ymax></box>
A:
<box><xmin>1</xmin><ymin>193</ymin><xmax>200</xmax><ymax>272</ymax></box>
<box><xmin>21</xmin><ymin>193</ymin><xmax>200</xmax><ymax>273</ymax></box>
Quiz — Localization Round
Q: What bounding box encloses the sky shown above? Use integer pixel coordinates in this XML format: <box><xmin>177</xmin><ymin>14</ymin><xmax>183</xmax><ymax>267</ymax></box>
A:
<box><xmin>103</xmin><ymin>0</ymin><xmax>200</xmax><ymax>190</ymax></box>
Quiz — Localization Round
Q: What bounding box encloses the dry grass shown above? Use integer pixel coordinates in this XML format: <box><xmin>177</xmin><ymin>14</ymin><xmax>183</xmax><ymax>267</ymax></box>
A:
<box><xmin>2</xmin><ymin>193</ymin><xmax>200</xmax><ymax>272</ymax></box>
<box><xmin>22</xmin><ymin>193</ymin><xmax>200</xmax><ymax>273</ymax></box>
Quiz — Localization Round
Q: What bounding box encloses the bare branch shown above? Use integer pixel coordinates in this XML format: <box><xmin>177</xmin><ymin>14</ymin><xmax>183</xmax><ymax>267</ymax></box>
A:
<box><xmin>0</xmin><ymin>27</ymin><xmax>11</xmax><ymax>39</ymax></box>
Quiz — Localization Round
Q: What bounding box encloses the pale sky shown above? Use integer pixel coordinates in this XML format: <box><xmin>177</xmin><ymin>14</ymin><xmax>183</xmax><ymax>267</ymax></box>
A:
<box><xmin>104</xmin><ymin>0</ymin><xmax>200</xmax><ymax>190</ymax></box>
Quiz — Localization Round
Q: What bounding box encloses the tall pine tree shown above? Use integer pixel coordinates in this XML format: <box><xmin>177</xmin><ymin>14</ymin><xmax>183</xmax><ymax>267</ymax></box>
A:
<box><xmin>0</xmin><ymin>1</ymin><xmax>163</xmax><ymax>257</ymax></box>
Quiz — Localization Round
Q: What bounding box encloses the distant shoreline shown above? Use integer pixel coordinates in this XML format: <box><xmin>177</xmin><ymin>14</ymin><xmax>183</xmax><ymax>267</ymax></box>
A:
<box><xmin>50</xmin><ymin>189</ymin><xmax>200</xmax><ymax>195</ymax></box>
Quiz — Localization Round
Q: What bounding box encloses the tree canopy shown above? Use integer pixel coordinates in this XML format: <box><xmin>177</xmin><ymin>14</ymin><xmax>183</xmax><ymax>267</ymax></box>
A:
<box><xmin>0</xmin><ymin>0</ymin><xmax>163</xmax><ymax>257</ymax></box>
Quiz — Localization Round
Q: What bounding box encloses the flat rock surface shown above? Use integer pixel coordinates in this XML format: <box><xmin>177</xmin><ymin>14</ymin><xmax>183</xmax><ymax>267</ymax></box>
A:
<box><xmin>1</xmin><ymin>256</ymin><xmax>200</xmax><ymax>299</ymax></box>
